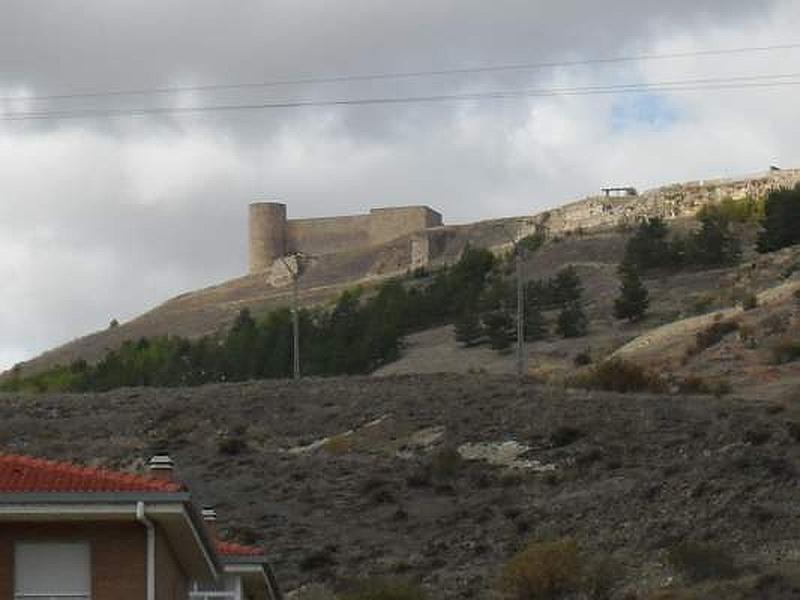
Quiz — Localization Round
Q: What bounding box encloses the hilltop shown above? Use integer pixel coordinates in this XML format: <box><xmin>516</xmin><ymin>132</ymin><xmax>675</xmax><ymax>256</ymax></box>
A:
<box><xmin>7</xmin><ymin>167</ymin><xmax>800</xmax><ymax>394</ymax></box>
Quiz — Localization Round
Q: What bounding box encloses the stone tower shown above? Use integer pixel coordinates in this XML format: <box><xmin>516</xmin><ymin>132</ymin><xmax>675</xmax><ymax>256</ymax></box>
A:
<box><xmin>249</xmin><ymin>202</ymin><xmax>287</xmax><ymax>273</ymax></box>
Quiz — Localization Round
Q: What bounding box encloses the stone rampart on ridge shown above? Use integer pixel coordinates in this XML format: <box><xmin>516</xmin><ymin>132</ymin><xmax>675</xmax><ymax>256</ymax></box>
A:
<box><xmin>527</xmin><ymin>168</ymin><xmax>800</xmax><ymax>237</ymax></box>
<box><xmin>249</xmin><ymin>204</ymin><xmax>443</xmax><ymax>273</ymax></box>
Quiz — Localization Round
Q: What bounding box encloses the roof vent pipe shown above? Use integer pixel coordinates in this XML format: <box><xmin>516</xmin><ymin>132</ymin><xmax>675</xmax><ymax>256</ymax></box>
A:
<box><xmin>201</xmin><ymin>506</ymin><xmax>218</xmax><ymax>540</ymax></box>
<box><xmin>148</xmin><ymin>454</ymin><xmax>175</xmax><ymax>481</ymax></box>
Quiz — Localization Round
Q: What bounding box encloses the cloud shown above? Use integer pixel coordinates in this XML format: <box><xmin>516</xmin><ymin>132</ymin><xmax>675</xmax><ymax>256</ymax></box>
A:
<box><xmin>1</xmin><ymin>0</ymin><xmax>798</xmax><ymax>369</ymax></box>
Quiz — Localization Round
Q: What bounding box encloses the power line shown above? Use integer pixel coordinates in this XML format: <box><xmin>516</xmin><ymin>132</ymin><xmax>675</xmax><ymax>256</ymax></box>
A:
<box><xmin>3</xmin><ymin>42</ymin><xmax>800</xmax><ymax>104</ymax></box>
<box><xmin>3</xmin><ymin>73</ymin><xmax>800</xmax><ymax>122</ymax></box>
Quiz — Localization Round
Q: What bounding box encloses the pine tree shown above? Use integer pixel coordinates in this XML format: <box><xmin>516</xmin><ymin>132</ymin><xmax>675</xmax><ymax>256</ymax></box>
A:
<box><xmin>614</xmin><ymin>262</ymin><xmax>650</xmax><ymax>322</ymax></box>
<box><xmin>483</xmin><ymin>310</ymin><xmax>513</xmax><ymax>352</ymax></box>
<box><xmin>454</xmin><ymin>309</ymin><xmax>483</xmax><ymax>347</ymax></box>
<box><xmin>551</xmin><ymin>265</ymin><xmax>583</xmax><ymax>307</ymax></box>
<box><xmin>690</xmin><ymin>208</ymin><xmax>741</xmax><ymax>266</ymax></box>
<box><xmin>524</xmin><ymin>302</ymin><xmax>547</xmax><ymax>341</ymax></box>
<box><xmin>556</xmin><ymin>301</ymin><xmax>588</xmax><ymax>338</ymax></box>
<box><xmin>757</xmin><ymin>183</ymin><xmax>800</xmax><ymax>253</ymax></box>
<box><xmin>624</xmin><ymin>217</ymin><xmax>677</xmax><ymax>270</ymax></box>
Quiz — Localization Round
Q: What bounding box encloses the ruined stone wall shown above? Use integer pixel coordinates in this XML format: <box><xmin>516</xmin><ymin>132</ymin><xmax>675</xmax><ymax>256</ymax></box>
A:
<box><xmin>285</xmin><ymin>206</ymin><xmax>442</xmax><ymax>257</ymax></box>
<box><xmin>250</xmin><ymin>169</ymin><xmax>800</xmax><ymax>278</ymax></box>
<box><xmin>367</xmin><ymin>206</ymin><xmax>442</xmax><ymax>245</ymax></box>
<box><xmin>286</xmin><ymin>214</ymin><xmax>374</xmax><ymax>257</ymax></box>
<box><xmin>250</xmin><ymin>203</ymin><xmax>443</xmax><ymax>277</ymax></box>
<box><xmin>531</xmin><ymin>169</ymin><xmax>800</xmax><ymax>236</ymax></box>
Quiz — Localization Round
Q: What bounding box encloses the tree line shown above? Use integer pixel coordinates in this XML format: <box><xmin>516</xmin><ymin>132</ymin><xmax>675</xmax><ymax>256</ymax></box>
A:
<box><xmin>2</xmin><ymin>246</ymin><xmax>500</xmax><ymax>393</ymax></box>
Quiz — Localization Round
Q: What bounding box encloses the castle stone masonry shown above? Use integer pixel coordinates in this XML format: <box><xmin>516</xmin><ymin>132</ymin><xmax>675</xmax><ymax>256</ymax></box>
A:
<box><xmin>249</xmin><ymin>202</ymin><xmax>442</xmax><ymax>273</ymax></box>
<box><xmin>249</xmin><ymin>168</ymin><xmax>800</xmax><ymax>280</ymax></box>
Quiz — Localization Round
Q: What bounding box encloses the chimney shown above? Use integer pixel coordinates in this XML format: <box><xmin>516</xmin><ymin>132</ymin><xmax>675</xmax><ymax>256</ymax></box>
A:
<box><xmin>201</xmin><ymin>506</ymin><xmax>218</xmax><ymax>540</ymax></box>
<box><xmin>148</xmin><ymin>454</ymin><xmax>175</xmax><ymax>481</ymax></box>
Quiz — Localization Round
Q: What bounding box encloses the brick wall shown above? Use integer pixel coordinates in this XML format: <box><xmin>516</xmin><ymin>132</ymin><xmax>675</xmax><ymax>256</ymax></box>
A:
<box><xmin>0</xmin><ymin>521</ymin><xmax>146</xmax><ymax>600</ymax></box>
<box><xmin>0</xmin><ymin>520</ymin><xmax>190</xmax><ymax>600</ymax></box>
<box><xmin>155</xmin><ymin>527</ymin><xmax>189</xmax><ymax>600</ymax></box>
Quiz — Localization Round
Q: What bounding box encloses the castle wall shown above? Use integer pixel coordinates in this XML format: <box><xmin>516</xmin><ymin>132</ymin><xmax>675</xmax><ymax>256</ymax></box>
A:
<box><xmin>286</xmin><ymin>214</ymin><xmax>373</xmax><ymax>256</ymax></box>
<box><xmin>285</xmin><ymin>206</ymin><xmax>442</xmax><ymax>258</ymax></box>
<box><xmin>249</xmin><ymin>202</ymin><xmax>287</xmax><ymax>273</ymax></box>
<box><xmin>249</xmin><ymin>168</ymin><xmax>800</xmax><ymax>279</ymax></box>
<box><xmin>367</xmin><ymin>207</ymin><xmax>442</xmax><ymax>245</ymax></box>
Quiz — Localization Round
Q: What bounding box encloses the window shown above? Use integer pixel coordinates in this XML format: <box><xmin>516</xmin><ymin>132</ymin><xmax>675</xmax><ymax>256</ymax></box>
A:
<box><xmin>14</xmin><ymin>541</ymin><xmax>91</xmax><ymax>600</ymax></box>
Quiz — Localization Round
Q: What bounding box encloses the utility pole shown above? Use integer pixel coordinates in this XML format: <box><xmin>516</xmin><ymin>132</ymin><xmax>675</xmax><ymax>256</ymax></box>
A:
<box><xmin>279</xmin><ymin>254</ymin><xmax>304</xmax><ymax>380</ymax></box>
<box><xmin>515</xmin><ymin>247</ymin><xmax>525</xmax><ymax>381</ymax></box>
<box><xmin>493</xmin><ymin>221</ymin><xmax>529</xmax><ymax>383</ymax></box>
<box><xmin>291</xmin><ymin>267</ymin><xmax>300</xmax><ymax>380</ymax></box>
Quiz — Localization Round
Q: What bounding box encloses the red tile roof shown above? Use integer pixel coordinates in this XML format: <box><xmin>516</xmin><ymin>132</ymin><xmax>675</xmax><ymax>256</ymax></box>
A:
<box><xmin>217</xmin><ymin>541</ymin><xmax>265</xmax><ymax>557</ymax></box>
<box><xmin>0</xmin><ymin>453</ymin><xmax>182</xmax><ymax>493</ymax></box>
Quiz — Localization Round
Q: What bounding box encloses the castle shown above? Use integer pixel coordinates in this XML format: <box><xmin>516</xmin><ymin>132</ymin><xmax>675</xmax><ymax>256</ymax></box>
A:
<box><xmin>248</xmin><ymin>167</ymin><xmax>800</xmax><ymax>280</ymax></box>
<box><xmin>248</xmin><ymin>203</ymin><xmax>442</xmax><ymax>274</ymax></box>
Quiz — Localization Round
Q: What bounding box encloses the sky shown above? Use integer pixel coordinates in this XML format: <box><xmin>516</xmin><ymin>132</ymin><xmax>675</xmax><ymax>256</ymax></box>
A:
<box><xmin>2</xmin><ymin>0</ymin><xmax>800</xmax><ymax>370</ymax></box>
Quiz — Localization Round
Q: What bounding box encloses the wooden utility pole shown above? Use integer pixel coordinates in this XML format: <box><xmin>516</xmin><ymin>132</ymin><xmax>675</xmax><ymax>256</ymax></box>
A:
<box><xmin>278</xmin><ymin>254</ymin><xmax>304</xmax><ymax>380</ymax></box>
<box><xmin>291</xmin><ymin>270</ymin><xmax>300</xmax><ymax>380</ymax></box>
<box><xmin>515</xmin><ymin>248</ymin><xmax>525</xmax><ymax>381</ymax></box>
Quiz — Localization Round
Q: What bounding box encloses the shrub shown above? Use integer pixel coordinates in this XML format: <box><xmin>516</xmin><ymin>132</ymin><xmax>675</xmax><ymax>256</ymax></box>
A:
<box><xmin>500</xmin><ymin>539</ymin><xmax>581</xmax><ymax>599</ymax></box>
<box><xmin>769</xmin><ymin>337</ymin><xmax>800</xmax><ymax>365</ymax></box>
<box><xmin>500</xmin><ymin>539</ymin><xmax>620</xmax><ymax>600</ymax></box>
<box><xmin>299</xmin><ymin>547</ymin><xmax>337</xmax><ymax>572</ymax></box>
<box><xmin>711</xmin><ymin>379</ymin><xmax>733</xmax><ymax>398</ymax></box>
<box><xmin>574</xmin><ymin>359</ymin><xmax>667</xmax><ymax>394</ymax></box>
<box><xmin>785</xmin><ymin>421</ymin><xmax>800</xmax><ymax>442</ymax></box>
<box><xmin>677</xmin><ymin>376</ymin><xmax>712</xmax><ymax>394</ymax></box>
<box><xmin>573</xmin><ymin>350</ymin><xmax>592</xmax><ymax>367</ymax></box>
<box><xmin>741</xmin><ymin>292</ymin><xmax>759</xmax><ymax>310</ymax></box>
<box><xmin>549</xmin><ymin>426</ymin><xmax>584</xmax><ymax>448</ymax></box>
<box><xmin>323</xmin><ymin>434</ymin><xmax>356</xmax><ymax>454</ymax></box>
<box><xmin>666</xmin><ymin>542</ymin><xmax>737</xmax><ymax>583</ymax></box>
<box><xmin>692</xmin><ymin>320</ymin><xmax>739</xmax><ymax>354</ymax></box>
<box><xmin>217</xmin><ymin>426</ymin><xmax>248</xmax><ymax>455</ymax></box>
<box><xmin>294</xmin><ymin>584</ymin><xmax>336</xmax><ymax>600</ymax></box>
<box><xmin>338</xmin><ymin>579</ymin><xmax>427</xmax><ymax>600</ymax></box>
<box><xmin>689</xmin><ymin>294</ymin><xmax>715</xmax><ymax>315</ymax></box>
<box><xmin>430</xmin><ymin>447</ymin><xmax>462</xmax><ymax>479</ymax></box>
<box><xmin>518</xmin><ymin>230</ymin><xmax>547</xmax><ymax>253</ymax></box>
<box><xmin>706</xmin><ymin>195</ymin><xmax>764</xmax><ymax>224</ymax></box>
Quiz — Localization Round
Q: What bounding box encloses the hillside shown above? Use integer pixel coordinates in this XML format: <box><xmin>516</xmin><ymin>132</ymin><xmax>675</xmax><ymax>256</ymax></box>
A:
<box><xmin>11</xmin><ymin>168</ymin><xmax>800</xmax><ymax>380</ymax></box>
<box><xmin>8</xmin><ymin>215</ymin><xmax>525</xmax><ymax>378</ymax></box>
<box><xmin>377</xmin><ymin>231</ymin><xmax>800</xmax><ymax>402</ymax></box>
<box><xmin>2</xmin><ymin>375</ymin><xmax>800</xmax><ymax>598</ymax></box>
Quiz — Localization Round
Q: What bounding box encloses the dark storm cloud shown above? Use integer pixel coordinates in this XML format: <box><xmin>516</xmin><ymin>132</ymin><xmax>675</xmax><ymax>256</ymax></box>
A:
<box><xmin>0</xmin><ymin>0</ymin><xmax>795</xmax><ymax>368</ymax></box>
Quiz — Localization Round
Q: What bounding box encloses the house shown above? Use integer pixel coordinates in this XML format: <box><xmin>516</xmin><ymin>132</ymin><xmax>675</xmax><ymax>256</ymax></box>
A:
<box><xmin>0</xmin><ymin>452</ymin><xmax>281</xmax><ymax>600</ymax></box>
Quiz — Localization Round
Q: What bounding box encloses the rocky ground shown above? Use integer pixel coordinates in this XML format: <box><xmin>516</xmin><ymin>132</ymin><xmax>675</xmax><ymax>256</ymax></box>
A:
<box><xmin>2</xmin><ymin>374</ymin><xmax>800</xmax><ymax>598</ymax></box>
